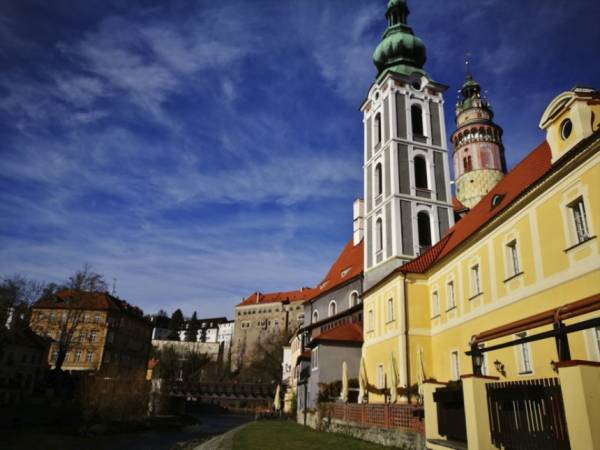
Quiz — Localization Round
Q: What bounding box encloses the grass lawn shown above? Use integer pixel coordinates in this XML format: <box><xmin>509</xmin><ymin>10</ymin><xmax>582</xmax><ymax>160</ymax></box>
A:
<box><xmin>232</xmin><ymin>420</ymin><xmax>399</xmax><ymax>450</ymax></box>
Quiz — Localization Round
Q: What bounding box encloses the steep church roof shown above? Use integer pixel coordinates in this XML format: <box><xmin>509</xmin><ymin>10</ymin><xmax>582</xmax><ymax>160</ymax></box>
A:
<box><xmin>307</xmin><ymin>238</ymin><xmax>363</xmax><ymax>302</ymax></box>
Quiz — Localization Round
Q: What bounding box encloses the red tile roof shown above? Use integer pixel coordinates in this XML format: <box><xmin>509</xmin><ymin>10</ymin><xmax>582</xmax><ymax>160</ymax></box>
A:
<box><xmin>452</xmin><ymin>197</ymin><xmax>468</xmax><ymax>213</ymax></box>
<box><xmin>308</xmin><ymin>239</ymin><xmax>363</xmax><ymax>302</ymax></box>
<box><xmin>311</xmin><ymin>322</ymin><xmax>363</xmax><ymax>344</ymax></box>
<box><xmin>33</xmin><ymin>290</ymin><xmax>146</xmax><ymax>318</ymax></box>
<box><xmin>237</xmin><ymin>288</ymin><xmax>314</xmax><ymax>307</ymax></box>
<box><xmin>401</xmin><ymin>140</ymin><xmax>552</xmax><ymax>274</ymax></box>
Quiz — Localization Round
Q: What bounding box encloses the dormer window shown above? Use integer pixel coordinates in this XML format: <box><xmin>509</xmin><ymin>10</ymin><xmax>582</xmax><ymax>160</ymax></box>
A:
<box><xmin>560</xmin><ymin>118</ymin><xmax>572</xmax><ymax>140</ymax></box>
<box><xmin>491</xmin><ymin>194</ymin><xmax>505</xmax><ymax>209</ymax></box>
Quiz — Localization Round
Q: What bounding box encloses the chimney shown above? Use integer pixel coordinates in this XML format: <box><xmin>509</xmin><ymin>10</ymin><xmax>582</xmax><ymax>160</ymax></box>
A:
<box><xmin>353</xmin><ymin>198</ymin><xmax>365</xmax><ymax>246</ymax></box>
<box><xmin>256</xmin><ymin>292</ymin><xmax>260</xmax><ymax>304</ymax></box>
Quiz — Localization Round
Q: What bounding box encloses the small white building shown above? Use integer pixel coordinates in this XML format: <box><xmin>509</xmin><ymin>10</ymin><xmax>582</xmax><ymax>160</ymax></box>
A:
<box><xmin>152</xmin><ymin>327</ymin><xmax>171</xmax><ymax>341</ymax></box>
<box><xmin>204</xmin><ymin>327</ymin><xmax>218</xmax><ymax>343</ymax></box>
<box><xmin>217</xmin><ymin>321</ymin><xmax>234</xmax><ymax>347</ymax></box>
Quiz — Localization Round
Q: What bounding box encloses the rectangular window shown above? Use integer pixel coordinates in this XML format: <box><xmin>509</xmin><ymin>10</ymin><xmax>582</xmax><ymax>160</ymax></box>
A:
<box><xmin>595</xmin><ymin>327</ymin><xmax>600</xmax><ymax>356</ymax></box>
<box><xmin>450</xmin><ymin>351</ymin><xmax>460</xmax><ymax>381</ymax></box>
<box><xmin>431</xmin><ymin>291</ymin><xmax>440</xmax><ymax>318</ymax></box>
<box><xmin>516</xmin><ymin>332</ymin><xmax>533</xmax><ymax>374</ymax></box>
<box><xmin>75</xmin><ymin>350</ymin><xmax>82</xmax><ymax>362</ymax></box>
<box><xmin>387</xmin><ymin>298</ymin><xmax>394</xmax><ymax>322</ymax></box>
<box><xmin>86</xmin><ymin>351</ymin><xmax>93</xmax><ymax>363</ymax></box>
<box><xmin>368</xmin><ymin>309</ymin><xmax>374</xmax><ymax>331</ymax></box>
<box><xmin>570</xmin><ymin>197</ymin><xmax>590</xmax><ymax>243</ymax></box>
<box><xmin>311</xmin><ymin>348</ymin><xmax>319</xmax><ymax>370</ymax></box>
<box><xmin>447</xmin><ymin>282</ymin><xmax>455</xmax><ymax>309</ymax></box>
<box><xmin>506</xmin><ymin>240</ymin><xmax>520</xmax><ymax>276</ymax></box>
<box><xmin>478</xmin><ymin>343</ymin><xmax>488</xmax><ymax>376</ymax></box>
<box><xmin>377</xmin><ymin>364</ymin><xmax>385</xmax><ymax>389</ymax></box>
<box><xmin>78</xmin><ymin>331</ymin><xmax>86</xmax><ymax>343</ymax></box>
<box><xmin>89</xmin><ymin>330</ymin><xmax>97</xmax><ymax>343</ymax></box>
<box><xmin>470</xmin><ymin>265</ymin><xmax>481</xmax><ymax>297</ymax></box>
<box><xmin>94</xmin><ymin>313</ymin><xmax>101</xmax><ymax>324</ymax></box>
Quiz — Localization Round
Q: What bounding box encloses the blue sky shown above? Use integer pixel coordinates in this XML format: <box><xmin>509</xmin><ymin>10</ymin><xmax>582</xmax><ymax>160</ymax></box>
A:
<box><xmin>1</xmin><ymin>0</ymin><xmax>599</xmax><ymax>318</ymax></box>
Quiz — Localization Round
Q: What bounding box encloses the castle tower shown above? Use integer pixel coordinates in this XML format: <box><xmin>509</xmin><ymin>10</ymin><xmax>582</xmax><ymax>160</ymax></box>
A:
<box><xmin>452</xmin><ymin>70</ymin><xmax>507</xmax><ymax>209</ymax></box>
<box><xmin>362</xmin><ymin>0</ymin><xmax>454</xmax><ymax>287</ymax></box>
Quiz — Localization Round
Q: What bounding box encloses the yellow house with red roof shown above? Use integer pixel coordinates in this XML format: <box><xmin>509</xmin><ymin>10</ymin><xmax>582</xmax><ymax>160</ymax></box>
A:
<box><xmin>361</xmin><ymin>87</ymin><xmax>600</xmax><ymax>405</ymax></box>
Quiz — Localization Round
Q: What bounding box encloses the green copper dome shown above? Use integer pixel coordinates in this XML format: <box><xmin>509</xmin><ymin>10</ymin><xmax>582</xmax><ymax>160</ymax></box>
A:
<box><xmin>387</xmin><ymin>0</ymin><xmax>407</xmax><ymax>8</ymax></box>
<box><xmin>373</xmin><ymin>0</ymin><xmax>428</xmax><ymax>79</ymax></box>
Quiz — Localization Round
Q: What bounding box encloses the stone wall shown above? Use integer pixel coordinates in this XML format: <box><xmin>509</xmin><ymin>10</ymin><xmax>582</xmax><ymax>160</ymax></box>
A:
<box><xmin>299</xmin><ymin>409</ymin><xmax>426</xmax><ymax>449</ymax></box>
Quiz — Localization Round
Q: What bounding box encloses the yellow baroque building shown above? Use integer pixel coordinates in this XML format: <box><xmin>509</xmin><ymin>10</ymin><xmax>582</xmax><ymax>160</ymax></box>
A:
<box><xmin>362</xmin><ymin>87</ymin><xmax>600</xmax><ymax>402</ymax></box>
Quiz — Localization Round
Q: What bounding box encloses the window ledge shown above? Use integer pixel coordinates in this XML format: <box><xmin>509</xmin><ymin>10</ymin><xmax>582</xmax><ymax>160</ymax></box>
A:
<box><xmin>385</xmin><ymin>319</ymin><xmax>395</xmax><ymax>324</ymax></box>
<box><xmin>431</xmin><ymin>314</ymin><xmax>441</xmax><ymax>320</ymax></box>
<box><xmin>564</xmin><ymin>235</ymin><xmax>596</xmax><ymax>253</ymax></box>
<box><xmin>374</xmin><ymin>142</ymin><xmax>382</xmax><ymax>151</ymax></box>
<box><xmin>518</xmin><ymin>371</ymin><xmax>533</xmax><ymax>376</ymax></box>
<box><xmin>503</xmin><ymin>272</ymin><xmax>524</xmax><ymax>283</ymax></box>
<box><xmin>468</xmin><ymin>292</ymin><xmax>483</xmax><ymax>301</ymax></box>
<box><xmin>445</xmin><ymin>306</ymin><xmax>457</xmax><ymax>313</ymax></box>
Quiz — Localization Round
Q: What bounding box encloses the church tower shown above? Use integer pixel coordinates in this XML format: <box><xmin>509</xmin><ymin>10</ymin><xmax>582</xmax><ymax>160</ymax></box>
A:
<box><xmin>362</xmin><ymin>0</ymin><xmax>454</xmax><ymax>287</ymax></box>
<box><xmin>452</xmin><ymin>70</ymin><xmax>507</xmax><ymax>209</ymax></box>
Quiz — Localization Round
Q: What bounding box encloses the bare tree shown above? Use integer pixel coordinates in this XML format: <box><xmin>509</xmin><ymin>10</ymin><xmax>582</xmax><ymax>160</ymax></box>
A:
<box><xmin>53</xmin><ymin>265</ymin><xmax>108</xmax><ymax>371</ymax></box>
<box><xmin>239</xmin><ymin>331</ymin><xmax>292</xmax><ymax>383</ymax></box>
<box><xmin>67</xmin><ymin>263</ymin><xmax>108</xmax><ymax>293</ymax></box>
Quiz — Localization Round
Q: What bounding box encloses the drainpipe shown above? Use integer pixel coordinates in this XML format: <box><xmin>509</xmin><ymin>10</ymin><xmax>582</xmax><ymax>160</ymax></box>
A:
<box><xmin>403</xmin><ymin>275</ymin><xmax>410</xmax><ymax>389</ymax></box>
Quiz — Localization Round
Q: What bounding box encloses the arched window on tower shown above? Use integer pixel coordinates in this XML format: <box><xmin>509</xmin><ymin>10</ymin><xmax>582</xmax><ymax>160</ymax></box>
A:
<box><xmin>417</xmin><ymin>212</ymin><xmax>432</xmax><ymax>253</ymax></box>
<box><xmin>463</xmin><ymin>154</ymin><xmax>473</xmax><ymax>172</ymax></box>
<box><xmin>411</xmin><ymin>104</ymin><xmax>424</xmax><ymax>136</ymax></box>
<box><xmin>375</xmin><ymin>163</ymin><xmax>383</xmax><ymax>196</ymax></box>
<box><xmin>414</xmin><ymin>156</ymin><xmax>428</xmax><ymax>189</ymax></box>
<box><xmin>374</xmin><ymin>113</ymin><xmax>382</xmax><ymax>146</ymax></box>
<box><xmin>376</xmin><ymin>218</ymin><xmax>383</xmax><ymax>253</ymax></box>
<box><xmin>312</xmin><ymin>310</ymin><xmax>319</xmax><ymax>324</ymax></box>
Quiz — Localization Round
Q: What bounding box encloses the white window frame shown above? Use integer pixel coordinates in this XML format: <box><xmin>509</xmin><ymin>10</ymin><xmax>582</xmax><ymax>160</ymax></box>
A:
<box><xmin>515</xmin><ymin>332</ymin><xmax>533</xmax><ymax>375</ymax></box>
<box><xmin>446</xmin><ymin>281</ymin><xmax>455</xmax><ymax>310</ymax></box>
<box><xmin>367</xmin><ymin>309</ymin><xmax>374</xmax><ymax>332</ymax></box>
<box><xmin>450</xmin><ymin>350</ymin><xmax>460</xmax><ymax>381</ymax></box>
<box><xmin>569</xmin><ymin>197</ymin><xmax>590</xmax><ymax>243</ymax></box>
<box><xmin>86</xmin><ymin>351</ymin><xmax>93</xmax><ymax>363</ymax></box>
<box><xmin>478</xmin><ymin>343</ymin><xmax>488</xmax><ymax>376</ymax></box>
<box><xmin>75</xmin><ymin>350</ymin><xmax>82</xmax><ymax>363</ymax></box>
<box><xmin>328</xmin><ymin>300</ymin><xmax>337</xmax><ymax>317</ymax></box>
<box><xmin>386</xmin><ymin>298</ymin><xmax>394</xmax><ymax>322</ymax></box>
<box><xmin>470</xmin><ymin>264</ymin><xmax>481</xmax><ymax>297</ymax></box>
<box><xmin>349</xmin><ymin>291</ymin><xmax>360</xmax><ymax>308</ymax></box>
<box><xmin>311</xmin><ymin>348</ymin><xmax>319</xmax><ymax>371</ymax></box>
<box><xmin>431</xmin><ymin>291</ymin><xmax>440</xmax><ymax>318</ymax></box>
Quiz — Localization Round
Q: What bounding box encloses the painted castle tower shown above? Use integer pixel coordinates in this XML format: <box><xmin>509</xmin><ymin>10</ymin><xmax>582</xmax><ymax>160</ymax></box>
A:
<box><xmin>362</xmin><ymin>0</ymin><xmax>454</xmax><ymax>288</ymax></box>
<box><xmin>452</xmin><ymin>70</ymin><xmax>507</xmax><ymax>209</ymax></box>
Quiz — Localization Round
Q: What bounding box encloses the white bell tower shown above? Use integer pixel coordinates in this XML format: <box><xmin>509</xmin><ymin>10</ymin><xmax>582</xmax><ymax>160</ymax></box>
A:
<box><xmin>362</xmin><ymin>0</ymin><xmax>454</xmax><ymax>288</ymax></box>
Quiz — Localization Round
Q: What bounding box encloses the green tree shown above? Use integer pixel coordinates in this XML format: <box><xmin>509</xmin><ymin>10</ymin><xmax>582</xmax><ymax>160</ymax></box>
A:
<box><xmin>168</xmin><ymin>309</ymin><xmax>184</xmax><ymax>341</ymax></box>
<box><xmin>186</xmin><ymin>311</ymin><xmax>199</xmax><ymax>342</ymax></box>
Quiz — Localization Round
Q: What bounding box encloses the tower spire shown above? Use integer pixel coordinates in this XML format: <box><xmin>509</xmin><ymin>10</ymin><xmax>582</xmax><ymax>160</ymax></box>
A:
<box><xmin>451</xmin><ymin>62</ymin><xmax>507</xmax><ymax>210</ymax></box>
<box><xmin>372</xmin><ymin>0</ymin><xmax>428</xmax><ymax>80</ymax></box>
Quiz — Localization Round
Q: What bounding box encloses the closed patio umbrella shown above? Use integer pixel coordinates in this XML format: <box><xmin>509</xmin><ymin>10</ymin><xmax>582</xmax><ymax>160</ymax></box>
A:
<box><xmin>358</xmin><ymin>356</ymin><xmax>366</xmax><ymax>404</ymax></box>
<box><xmin>341</xmin><ymin>361</ymin><xmax>349</xmax><ymax>402</ymax></box>
<box><xmin>390</xmin><ymin>355</ymin><xmax>398</xmax><ymax>404</ymax></box>
<box><xmin>273</xmin><ymin>384</ymin><xmax>281</xmax><ymax>412</ymax></box>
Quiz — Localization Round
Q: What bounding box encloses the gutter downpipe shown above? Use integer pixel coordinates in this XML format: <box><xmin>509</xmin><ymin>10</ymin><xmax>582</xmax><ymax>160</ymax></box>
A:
<box><xmin>403</xmin><ymin>274</ymin><xmax>410</xmax><ymax>390</ymax></box>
